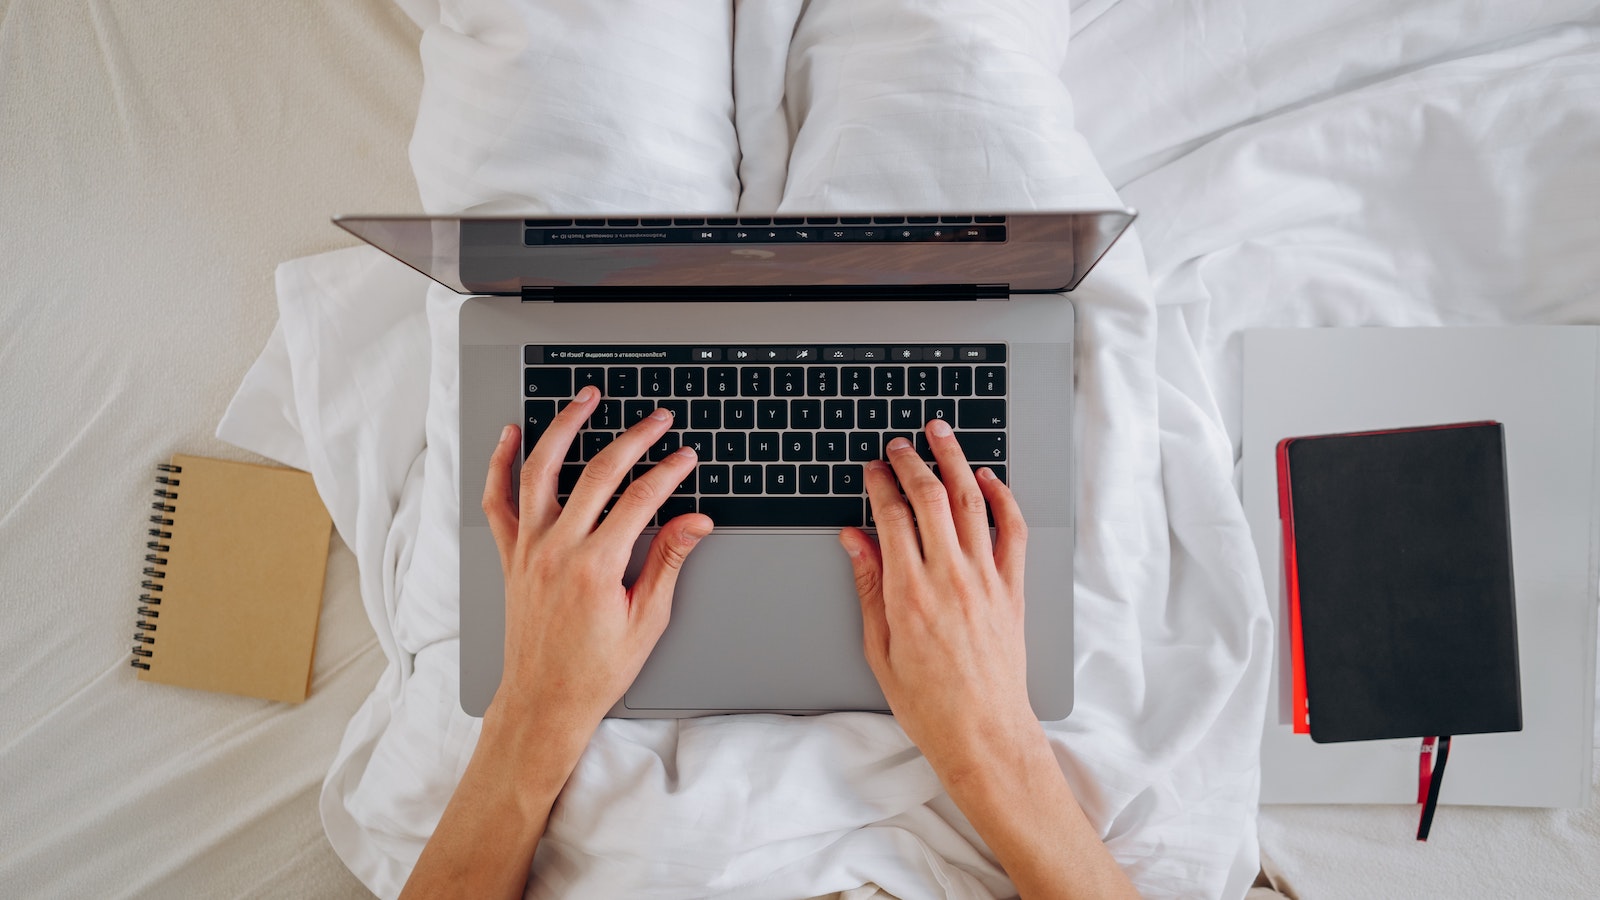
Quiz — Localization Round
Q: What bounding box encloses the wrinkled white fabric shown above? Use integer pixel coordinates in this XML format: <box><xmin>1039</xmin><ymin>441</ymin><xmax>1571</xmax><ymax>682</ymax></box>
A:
<box><xmin>221</xmin><ymin>1</ymin><xmax>1271</xmax><ymax>897</ymax></box>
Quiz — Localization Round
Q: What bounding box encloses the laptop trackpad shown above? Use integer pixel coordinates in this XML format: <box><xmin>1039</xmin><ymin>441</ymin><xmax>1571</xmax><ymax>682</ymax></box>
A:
<box><xmin>623</xmin><ymin>532</ymin><xmax>888</xmax><ymax>712</ymax></box>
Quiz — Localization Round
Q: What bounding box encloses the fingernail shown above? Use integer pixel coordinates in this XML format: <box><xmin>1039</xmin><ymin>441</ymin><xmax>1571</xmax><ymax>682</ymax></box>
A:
<box><xmin>887</xmin><ymin>437</ymin><xmax>912</xmax><ymax>452</ymax></box>
<box><xmin>866</xmin><ymin>460</ymin><xmax>886</xmax><ymax>472</ymax></box>
<box><xmin>680</xmin><ymin>525</ymin><xmax>711</xmax><ymax>546</ymax></box>
<box><xmin>675</xmin><ymin>445</ymin><xmax>696</xmax><ymax>459</ymax></box>
<box><xmin>501</xmin><ymin>424</ymin><xmax>515</xmax><ymax>442</ymax></box>
<box><xmin>651</xmin><ymin>407</ymin><xmax>672</xmax><ymax>422</ymax></box>
<box><xmin>577</xmin><ymin>385</ymin><xmax>598</xmax><ymax>402</ymax></box>
<box><xmin>928</xmin><ymin>419</ymin><xmax>952</xmax><ymax>437</ymax></box>
<box><xmin>977</xmin><ymin>466</ymin><xmax>994</xmax><ymax>480</ymax></box>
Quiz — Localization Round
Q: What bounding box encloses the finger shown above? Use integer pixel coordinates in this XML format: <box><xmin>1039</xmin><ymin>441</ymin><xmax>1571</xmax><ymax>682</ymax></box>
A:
<box><xmin>924</xmin><ymin>419</ymin><xmax>993</xmax><ymax>557</ymax></box>
<box><xmin>976</xmin><ymin>467</ymin><xmax>1027</xmax><ymax>590</ymax></box>
<box><xmin>480</xmin><ymin>424</ymin><xmax>520</xmax><ymax>567</ymax></box>
<box><xmin>883</xmin><ymin>436</ymin><xmax>962</xmax><ymax>560</ymax></box>
<box><xmin>561</xmin><ymin>406</ymin><xmax>676</xmax><ymax>531</ymax></box>
<box><xmin>629</xmin><ymin>512</ymin><xmax>714</xmax><ymax>633</ymax></box>
<box><xmin>594</xmin><ymin>445</ymin><xmax>698</xmax><ymax>553</ymax></box>
<box><xmin>839</xmin><ymin>527</ymin><xmax>889</xmax><ymax>669</ymax></box>
<box><xmin>520</xmin><ymin>385</ymin><xmax>600</xmax><ymax>528</ymax></box>
<box><xmin>863</xmin><ymin>458</ymin><xmax>919</xmax><ymax>563</ymax></box>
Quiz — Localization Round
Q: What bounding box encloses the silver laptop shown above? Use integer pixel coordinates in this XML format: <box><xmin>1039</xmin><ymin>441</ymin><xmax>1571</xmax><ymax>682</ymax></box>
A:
<box><xmin>336</xmin><ymin>211</ymin><xmax>1134</xmax><ymax>719</ymax></box>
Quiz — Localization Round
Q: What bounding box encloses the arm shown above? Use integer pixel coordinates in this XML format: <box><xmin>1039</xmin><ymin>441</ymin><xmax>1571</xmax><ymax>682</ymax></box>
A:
<box><xmin>839</xmin><ymin>419</ymin><xmax>1137</xmax><ymax>900</ymax></box>
<box><xmin>402</xmin><ymin>388</ymin><xmax>712</xmax><ymax>899</ymax></box>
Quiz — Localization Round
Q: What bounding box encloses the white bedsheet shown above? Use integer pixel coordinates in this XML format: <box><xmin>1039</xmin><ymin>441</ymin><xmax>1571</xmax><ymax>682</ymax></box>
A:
<box><xmin>1061</xmin><ymin>0</ymin><xmax>1600</xmax><ymax>895</ymax></box>
<box><xmin>218</xmin><ymin>2</ymin><xmax>1271</xmax><ymax>898</ymax></box>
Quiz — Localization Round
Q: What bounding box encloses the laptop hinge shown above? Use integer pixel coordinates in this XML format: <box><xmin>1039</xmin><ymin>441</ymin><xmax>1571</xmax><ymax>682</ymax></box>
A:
<box><xmin>521</xmin><ymin>284</ymin><xmax>1007</xmax><ymax>303</ymax></box>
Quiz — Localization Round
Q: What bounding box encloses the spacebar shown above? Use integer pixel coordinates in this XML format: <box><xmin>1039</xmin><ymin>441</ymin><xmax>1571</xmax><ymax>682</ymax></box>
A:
<box><xmin>698</xmin><ymin>497</ymin><xmax>863</xmax><ymax>527</ymax></box>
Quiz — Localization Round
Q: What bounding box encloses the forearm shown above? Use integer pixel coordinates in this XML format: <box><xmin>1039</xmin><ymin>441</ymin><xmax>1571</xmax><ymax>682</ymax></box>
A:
<box><xmin>938</xmin><ymin>726</ymin><xmax>1138</xmax><ymax>900</ymax></box>
<box><xmin>400</xmin><ymin>713</ymin><xmax>591</xmax><ymax>900</ymax></box>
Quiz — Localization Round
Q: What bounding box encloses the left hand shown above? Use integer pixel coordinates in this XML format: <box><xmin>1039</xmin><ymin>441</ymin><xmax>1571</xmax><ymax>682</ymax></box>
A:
<box><xmin>479</xmin><ymin>386</ymin><xmax>714</xmax><ymax>738</ymax></box>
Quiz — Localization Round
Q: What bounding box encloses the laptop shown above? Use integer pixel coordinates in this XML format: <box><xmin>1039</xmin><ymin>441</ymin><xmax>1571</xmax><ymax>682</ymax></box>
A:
<box><xmin>336</xmin><ymin>211</ymin><xmax>1135</xmax><ymax>719</ymax></box>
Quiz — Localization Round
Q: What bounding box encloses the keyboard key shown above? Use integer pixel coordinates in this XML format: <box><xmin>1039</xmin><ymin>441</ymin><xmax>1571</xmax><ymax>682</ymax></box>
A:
<box><xmin>582</xmin><ymin>431</ymin><xmax>614</xmax><ymax>460</ymax></box>
<box><xmin>642</xmin><ymin>367</ymin><xmax>672</xmax><ymax>397</ymax></box>
<box><xmin>955</xmin><ymin>431</ymin><xmax>1006</xmax><ymax>462</ymax></box>
<box><xmin>908</xmin><ymin>366</ymin><xmax>939</xmax><ymax>396</ymax></box>
<box><xmin>976</xmin><ymin>366</ymin><xmax>1006</xmax><ymax>396</ymax></box>
<box><xmin>674</xmin><ymin>367</ymin><xmax>705</xmax><ymax>397</ymax></box>
<box><xmin>889</xmin><ymin>347</ymin><xmax>922</xmax><ymax>362</ymax></box>
<box><xmin>842</xmin><ymin>367</ymin><xmax>872</xmax><ymax>396</ymax></box>
<box><xmin>855</xmin><ymin>347</ymin><xmax>886</xmax><ymax>361</ymax></box>
<box><xmin>524</xmin><ymin>368</ymin><xmax>572</xmax><ymax>398</ymax></box>
<box><xmin>799</xmin><ymin>465</ymin><xmax>830</xmax><ymax>494</ymax></box>
<box><xmin>958</xmin><ymin>347</ymin><xmax>987</xmax><ymax>361</ymax></box>
<box><xmin>924</xmin><ymin>398</ymin><xmax>955</xmax><ymax>424</ymax></box>
<box><xmin>873</xmin><ymin>366</ymin><xmax>905</xmax><ymax>396</ymax></box>
<box><xmin>682</xmin><ymin>431</ymin><xmax>714</xmax><ymax>458</ymax></box>
<box><xmin>732</xmin><ymin>465</ymin><xmax>763</xmax><ymax>494</ymax></box>
<box><xmin>959</xmin><ymin>399</ymin><xmax>1007</xmax><ymax>429</ymax></box>
<box><xmin>822</xmin><ymin>347</ymin><xmax>854</xmax><ymax>362</ymax></box>
<box><xmin>576</xmin><ymin>367</ymin><xmax>606</xmax><ymax>391</ymax></box>
<box><xmin>890</xmin><ymin>399</ymin><xmax>921</xmax><ymax>428</ymax></box>
<box><xmin>740</xmin><ymin>366</ymin><xmax>771</xmax><ymax>397</ymax></box>
<box><xmin>817</xmin><ymin>432</ymin><xmax>848</xmax><ymax>461</ymax></box>
<box><xmin>883</xmin><ymin>432</ymin><xmax>915</xmax><ymax>456</ymax></box>
<box><xmin>824</xmin><ymin>400</ymin><xmax>854</xmax><ymax>429</ymax></box>
<box><xmin>857</xmin><ymin>399</ymin><xmax>888</xmax><ymax>429</ymax></box>
<box><xmin>699</xmin><ymin>464</ymin><xmax>730</xmax><ymax>494</ymax></box>
<box><xmin>716</xmin><ymin>432</ymin><xmax>746</xmax><ymax>462</ymax></box>
<box><xmin>656</xmin><ymin>497</ymin><xmax>697</xmax><ymax>525</ymax></box>
<box><xmin>981</xmin><ymin>464</ymin><xmax>1006</xmax><ymax>484</ymax></box>
<box><xmin>647</xmin><ymin>431</ymin><xmax>680</xmax><ymax>461</ymax></box>
<box><xmin>699</xmin><ymin>497</ymin><xmax>863</xmax><ymax>527</ymax></box>
<box><xmin>757</xmin><ymin>399</ymin><xmax>787</xmax><ymax>429</ymax></box>
<box><xmin>658</xmin><ymin>399</ymin><xmax>688</xmax><ymax>428</ymax></box>
<box><xmin>623</xmin><ymin>400</ymin><xmax>655</xmax><ymax>427</ymax></box>
<box><xmin>593</xmin><ymin>400</ymin><xmax>623</xmax><ymax>430</ymax></box>
<box><xmin>607</xmin><ymin>367</ymin><xmax>639</xmax><ymax>397</ymax></box>
<box><xmin>849</xmin><ymin>432</ymin><xmax>881</xmax><ymax>462</ymax></box>
<box><xmin>923</xmin><ymin>347</ymin><xmax>956</xmax><ymax>362</ymax></box>
<box><xmin>749</xmin><ymin>434</ymin><xmax>780</xmax><ymax>461</ymax></box>
<box><xmin>672</xmin><ymin>468</ymin><xmax>696</xmax><ymax>495</ymax></box>
<box><xmin>523</xmin><ymin>400</ymin><xmax>557</xmax><ymax>449</ymax></box>
<box><xmin>708</xmin><ymin>366</ymin><xmax>738</xmax><ymax>396</ymax></box>
<box><xmin>775</xmin><ymin>367</ymin><xmax>805</xmax><ymax>396</ymax></box>
<box><xmin>791</xmin><ymin>399</ymin><xmax>821</xmax><ymax>429</ymax></box>
<box><xmin>725</xmin><ymin>399</ymin><xmax>755</xmax><ymax>429</ymax></box>
<box><xmin>782</xmin><ymin>432</ymin><xmax>813</xmax><ymax>461</ymax></box>
<box><xmin>807</xmin><ymin>366</ymin><xmax>838</xmax><ymax>396</ymax></box>
<box><xmin>941</xmin><ymin>366</ymin><xmax>973</xmax><ymax>396</ymax></box>
<box><xmin>557</xmin><ymin>463</ymin><xmax>584</xmax><ymax>495</ymax></box>
<box><xmin>690</xmin><ymin>400</ymin><xmax>721</xmax><ymax>429</ymax></box>
<box><xmin>831</xmin><ymin>464</ymin><xmax>864</xmax><ymax>494</ymax></box>
<box><xmin>766</xmin><ymin>465</ymin><xmax>797</xmax><ymax>494</ymax></box>
<box><xmin>913</xmin><ymin>433</ymin><xmax>937</xmax><ymax>461</ymax></box>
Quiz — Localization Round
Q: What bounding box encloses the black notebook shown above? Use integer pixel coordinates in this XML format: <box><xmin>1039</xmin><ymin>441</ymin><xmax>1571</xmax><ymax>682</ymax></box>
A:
<box><xmin>1277</xmin><ymin>422</ymin><xmax>1523</xmax><ymax>744</ymax></box>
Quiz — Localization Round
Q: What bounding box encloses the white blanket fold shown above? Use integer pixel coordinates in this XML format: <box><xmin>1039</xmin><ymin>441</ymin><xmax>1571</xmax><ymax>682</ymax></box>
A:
<box><xmin>219</xmin><ymin>2</ymin><xmax>1270</xmax><ymax>897</ymax></box>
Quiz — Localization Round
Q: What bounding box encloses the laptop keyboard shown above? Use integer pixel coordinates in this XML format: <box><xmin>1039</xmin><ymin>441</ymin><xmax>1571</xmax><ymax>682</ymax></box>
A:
<box><xmin>521</xmin><ymin>343</ymin><xmax>1008</xmax><ymax>528</ymax></box>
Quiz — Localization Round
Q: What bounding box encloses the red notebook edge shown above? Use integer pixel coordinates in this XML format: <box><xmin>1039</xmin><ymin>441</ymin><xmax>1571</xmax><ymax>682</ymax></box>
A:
<box><xmin>1273</xmin><ymin>420</ymin><xmax>1501</xmax><ymax>738</ymax></box>
<box><xmin>1275</xmin><ymin>437</ymin><xmax>1311</xmax><ymax>734</ymax></box>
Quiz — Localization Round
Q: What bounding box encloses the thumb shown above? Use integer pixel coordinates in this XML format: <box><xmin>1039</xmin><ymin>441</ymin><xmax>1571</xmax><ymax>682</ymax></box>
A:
<box><xmin>839</xmin><ymin>527</ymin><xmax>889</xmax><ymax>667</ymax></box>
<box><xmin>631</xmin><ymin>513</ymin><xmax>713</xmax><ymax>629</ymax></box>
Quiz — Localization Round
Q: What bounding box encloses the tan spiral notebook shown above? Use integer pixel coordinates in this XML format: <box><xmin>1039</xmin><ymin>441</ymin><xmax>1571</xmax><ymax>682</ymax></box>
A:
<box><xmin>131</xmin><ymin>453</ymin><xmax>333</xmax><ymax>703</ymax></box>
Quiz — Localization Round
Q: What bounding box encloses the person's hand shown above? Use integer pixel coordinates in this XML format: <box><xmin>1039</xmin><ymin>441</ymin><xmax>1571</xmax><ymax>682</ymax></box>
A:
<box><xmin>838</xmin><ymin>418</ymin><xmax>1035</xmax><ymax>784</ymax></box>
<box><xmin>480</xmin><ymin>385</ymin><xmax>714</xmax><ymax>738</ymax></box>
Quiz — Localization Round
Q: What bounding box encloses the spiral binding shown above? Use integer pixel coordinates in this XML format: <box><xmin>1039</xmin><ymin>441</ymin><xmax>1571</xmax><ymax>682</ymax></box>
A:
<box><xmin>132</xmin><ymin>463</ymin><xmax>182</xmax><ymax>670</ymax></box>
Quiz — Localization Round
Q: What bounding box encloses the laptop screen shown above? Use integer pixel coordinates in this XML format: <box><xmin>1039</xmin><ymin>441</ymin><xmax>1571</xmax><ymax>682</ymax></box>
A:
<box><xmin>334</xmin><ymin>211</ymin><xmax>1135</xmax><ymax>296</ymax></box>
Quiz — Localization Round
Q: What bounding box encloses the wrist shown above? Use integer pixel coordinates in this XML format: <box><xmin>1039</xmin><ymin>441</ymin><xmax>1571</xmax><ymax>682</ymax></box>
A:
<box><xmin>478</xmin><ymin>701</ymin><xmax>596</xmax><ymax>799</ymax></box>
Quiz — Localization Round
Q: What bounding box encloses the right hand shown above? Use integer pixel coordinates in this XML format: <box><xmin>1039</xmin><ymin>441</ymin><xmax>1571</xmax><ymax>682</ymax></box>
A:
<box><xmin>838</xmin><ymin>418</ymin><xmax>1039</xmax><ymax>783</ymax></box>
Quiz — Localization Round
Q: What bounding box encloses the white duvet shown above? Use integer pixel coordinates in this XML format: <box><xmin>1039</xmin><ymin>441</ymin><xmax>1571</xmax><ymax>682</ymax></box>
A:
<box><xmin>216</xmin><ymin>0</ymin><xmax>1600</xmax><ymax>897</ymax></box>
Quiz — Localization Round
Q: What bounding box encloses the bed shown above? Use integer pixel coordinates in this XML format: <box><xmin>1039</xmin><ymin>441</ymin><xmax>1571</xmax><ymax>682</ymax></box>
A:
<box><xmin>4</xmin><ymin>1</ymin><xmax>1597</xmax><ymax>897</ymax></box>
